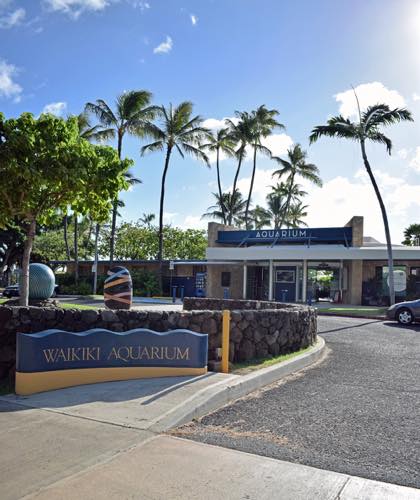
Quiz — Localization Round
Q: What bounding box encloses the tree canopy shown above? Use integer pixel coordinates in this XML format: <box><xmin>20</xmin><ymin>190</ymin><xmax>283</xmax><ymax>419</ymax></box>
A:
<box><xmin>0</xmin><ymin>112</ymin><xmax>132</xmax><ymax>304</ymax></box>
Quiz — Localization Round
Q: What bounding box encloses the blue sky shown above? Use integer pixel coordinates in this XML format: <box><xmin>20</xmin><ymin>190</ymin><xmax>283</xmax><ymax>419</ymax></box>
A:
<box><xmin>1</xmin><ymin>0</ymin><xmax>420</xmax><ymax>243</ymax></box>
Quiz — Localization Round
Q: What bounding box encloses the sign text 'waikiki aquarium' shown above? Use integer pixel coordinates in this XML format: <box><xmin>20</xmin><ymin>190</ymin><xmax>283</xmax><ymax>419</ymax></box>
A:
<box><xmin>15</xmin><ymin>328</ymin><xmax>208</xmax><ymax>395</ymax></box>
<box><xmin>217</xmin><ymin>227</ymin><xmax>353</xmax><ymax>246</ymax></box>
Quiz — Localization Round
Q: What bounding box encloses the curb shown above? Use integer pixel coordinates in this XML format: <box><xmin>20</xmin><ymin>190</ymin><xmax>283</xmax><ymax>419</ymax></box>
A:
<box><xmin>318</xmin><ymin>312</ymin><xmax>386</xmax><ymax>321</ymax></box>
<box><xmin>150</xmin><ymin>337</ymin><xmax>326</xmax><ymax>432</ymax></box>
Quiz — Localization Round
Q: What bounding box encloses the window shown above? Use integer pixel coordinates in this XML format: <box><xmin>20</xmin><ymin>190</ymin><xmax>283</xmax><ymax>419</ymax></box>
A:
<box><xmin>221</xmin><ymin>272</ymin><xmax>231</xmax><ymax>287</ymax></box>
<box><xmin>410</xmin><ymin>267</ymin><xmax>420</xmax><ymax>282</ymax></box>
<box><xmin>275</xmin><ymin>270</ymin><xmax>295</xmax><ymax>283</ymax></box>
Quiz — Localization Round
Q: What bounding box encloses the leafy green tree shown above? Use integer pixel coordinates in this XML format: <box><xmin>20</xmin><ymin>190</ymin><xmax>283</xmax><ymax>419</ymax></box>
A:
<box><xmin>402</xmin><ymin>223</ymin><xmax>420</xmax><ymax>246</ymax></box>
<box><xmin>272</xmin><ymin>144</ymin><xmax>321</xmax><ymax>228</ymax></box>
<box><xmin>100</xmin><ymin>222</ymin><xmax>207</xmax><ymax>260</ymax></box>
<box><xmin>244</xmin><ymin>105</ymin><xmax>284</xmax><ymax>227</ymax></box>
<box><xmin>85</xmin><ymin>90</ymin><xmax>156</xmax><ymax>264</ymax></box>
<box><xmin>309</xmin><ymin>100</ymin><xmax>413</xmax><ymax>305</ymax></box>
<box><xmin>0</xmin><ymin>112</ymin><xmax>131</xmax><ymax>305</ymax></box>
<box><xmin>202</xmin><ymin>128</ymin><xmax>236</xmax><ymax>224</ymax></box>
<box><xmin>141</xmin><ymin>102</ymin><xmax>210</xmax><ymax>289</ymax></box>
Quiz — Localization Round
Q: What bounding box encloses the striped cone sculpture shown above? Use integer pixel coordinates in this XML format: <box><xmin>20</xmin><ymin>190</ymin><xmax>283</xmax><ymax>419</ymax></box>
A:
<box><xmin>104</xmin><ymin>266</ymin><xmax>133</xmax><ymax>310</ymax></box>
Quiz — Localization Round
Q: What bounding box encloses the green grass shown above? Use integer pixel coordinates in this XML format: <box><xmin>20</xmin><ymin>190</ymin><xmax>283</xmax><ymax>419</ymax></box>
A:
<box><xmin>0</xmin><ymin>298</ymin><xmax>7</xmax><ymax>304</ymax></box>
<box><xmin>60</xmin><ymin>302</ymin><xmax>99</xmax><ymax>310</ymax></box>
<box><xmin>318</xmin><ymin>306</ymin><xmax>387</xmax><ymax>317</ymax></box>
<box><xmin>232</xmin><ymin>345</ymin><xmax>313</xmax><ymax>374</ymax></box>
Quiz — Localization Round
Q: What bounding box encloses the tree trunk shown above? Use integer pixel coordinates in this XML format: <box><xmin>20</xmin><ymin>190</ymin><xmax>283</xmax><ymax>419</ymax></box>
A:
<box><xmin>74</xmin><ymin>213</ymin><xmax>79</xmax><ymax>285</ymax></box>
<box><xmin>109</xmin><ymin>130</ymin><xmax>123</xmax><ymax>267</ymax></box>
<box><xmin>279</xmin><ymin>172</ymin><xmax>295</xmax><ymax>228</ymax></box>
<box><xmin>216</xmin><ymin>147</ymin><xmax>226</xmax><ymax>224</ymax></box>
<box><xmin>93</xmin><ymin>223</ymin><xmax>100</xmax><ymax>295</ymax></box>
<box><xmin>63</xmin><ymin>214</ymin><xmax>70</xmax><ymax>260</ymax></box>
<box><xmin>361</xmin><ymin>140</ymin><xmax>395</xmax><ymax>305</ymax></box>
<box><xmin>244</xmin><ymin>146</ymin><xmax>257</xmax><ymax>229</ymax></box>
<box><xmin>20</xmin><ymin>219</ymin><xmax>36</xmax><ymax>306</ymax></box>
<box><xmin>158</xmin><ymin>145</ymin><xmax>172</xmax><ymax>293</ymax></box>
<box><xmin>230</xmin><ymin>148</ymin><xmax>244</xmax><ymax>225</ymax></box>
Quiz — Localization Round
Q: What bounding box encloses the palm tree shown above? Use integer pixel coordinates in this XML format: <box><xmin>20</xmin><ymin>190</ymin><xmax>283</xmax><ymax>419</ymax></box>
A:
<box><xmin>272</xmin><ymin>144</ymin><xmax>322</xmax><ymax>228</ymax></box>
<box><xmin>225</xmin><ymin>112</ymin><xmax>253</xmax><ymax>220</ymax></box>
<box><xmin>284</xmin><ymin>201</ymin><xmax>308</xmax><ymax>228</ymax></box>
<box><xmin>203</xmin><ymin>190</ymin><xmax>247</xmax><ymax>227</ymax></box>
<box><xmin>76</xmin><ymin>112</ymin><xmax>114</xmax><ymax>142</ymax></box>
<box><xmin>140</xmin><ymin>213</ymin><xmax>156</xmax><ymax>227</ymax></box>
<box><xmin>141</xmin><ymin>102</ymin><xmax>210</xmax><ymax>289</ymax></box>
<box><xmin>309</xmin><ymin>100</ymin><xmax>413</xmax><ymax>305</ymax></box>
<box><xmin>85</xmin><ymin>90</ymin><xmax>157</xmax><ymax>265</ymax></box>
<box><xmin>244</xmin><ymin>105</ymin><xmax>284</xmax><ymax>227</ymax></box>
<box><xmin>201</xmin><ymin>128</ymin><xmax>236</xmax><ymax>224</ymax></box>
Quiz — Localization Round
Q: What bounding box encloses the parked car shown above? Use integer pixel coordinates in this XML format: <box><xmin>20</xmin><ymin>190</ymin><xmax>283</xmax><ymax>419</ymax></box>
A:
<box><xmin>2</xmin><ymin>284</ymin><xmax>59</xmax><ymax>298</ymax></box>
<box><xmin>2</xmin><ymin>284</ymin><xmax>19</xmax><ymax>298</ymax></box>
<box><xmin>387</xmin><ymin>299</ymin><xmax>420</xmax><ymax>325</ymax></box>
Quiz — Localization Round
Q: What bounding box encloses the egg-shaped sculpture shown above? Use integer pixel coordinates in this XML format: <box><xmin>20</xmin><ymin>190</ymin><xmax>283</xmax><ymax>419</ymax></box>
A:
<box><xmin>19</xmin><ymin>263</ymin><xmax>56</xmax><ymax>300</ymax></box>
<box><xmin>104</xmin><ymin>266</ymin><xmax>133</xmax><ymax>310</ymax></box>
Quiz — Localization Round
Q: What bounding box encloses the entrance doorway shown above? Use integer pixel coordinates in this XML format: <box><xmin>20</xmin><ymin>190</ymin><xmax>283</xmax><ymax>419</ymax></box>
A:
<box><xmin>307</xmin><ymin>263</ymin><xmax>342</xmax><ymax>303</ymax></box>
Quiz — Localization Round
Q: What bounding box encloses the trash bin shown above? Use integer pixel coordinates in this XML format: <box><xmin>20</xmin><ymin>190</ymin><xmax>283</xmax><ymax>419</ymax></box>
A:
<box><xmin>172</xmin><ymin>285</ymin><xmax>178</xmax><ymax>303</ymax></box>
<box><xmin>223</xmin><ymin>288</ymin><xmax>230</xmax><ymax>299</ymax></box>
<box><xmin>281</xmin><ymin>289</ymin><xmax>288</xmax><ymax>302</ymax></box>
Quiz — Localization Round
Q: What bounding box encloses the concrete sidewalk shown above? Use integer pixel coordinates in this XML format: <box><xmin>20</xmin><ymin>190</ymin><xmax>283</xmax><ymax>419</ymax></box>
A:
<box><xmin>22</xmin><ymin>436</ymin><xmax>420</xmax><ymax>500</ymax></box>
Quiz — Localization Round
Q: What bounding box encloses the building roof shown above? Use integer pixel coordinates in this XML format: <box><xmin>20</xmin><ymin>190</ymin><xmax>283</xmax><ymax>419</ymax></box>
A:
<box><xmin>206</xmin><ymin>244</ymin><xmax>420</xmax><ymax>261</ymax></box>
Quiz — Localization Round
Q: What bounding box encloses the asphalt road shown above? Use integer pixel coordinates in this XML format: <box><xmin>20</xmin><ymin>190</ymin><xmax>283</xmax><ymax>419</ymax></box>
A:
<box><xmin>173</xmin><ymin>316</ymin><xmax>420</xmax><ymax>489</ymax></box>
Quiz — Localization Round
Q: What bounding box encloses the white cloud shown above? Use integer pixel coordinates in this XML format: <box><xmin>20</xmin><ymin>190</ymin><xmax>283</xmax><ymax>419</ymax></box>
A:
<box><xmin>202</xmin><ymin>116</ymin><xmax>237</xmax><ymax>131</ymax></box>
<box><xmin>412</xmin><ymin>93</ymin><xmax>420</xmax><ymax>102</ymax></box>
<box><xmin>44</xmin><ymin>0</ymin><xmax>110</xmax><ymax>19</ymax></box>
<box><xmin>409</xmin><ymin>147</ymin><xmax>420</xmax><ymax>173</ymax></box>
<box><xmin>0</xmin><ymin>7</ymin><xmax>25</xmax><ymax>28</ymax></box>
<box><xmin>130</xmin><ymin>1</ymin><xmax>150</xmax><ymax>9</ymax></box>
<box><xmin>153</xmin><ymin>35</ymin><xmax>172</xmax><ymax>54</ymax></box>
<box><xmin>163</xmin><ymin>211</ymin><xmax>178</xmax><ymax>224</ymax></box>
<box><xmin>190</xmin><ymin>13</ymin><xmax>197</xmax><ymax>25</ymax></box>
<box><xmin>0</xmin><ymin>59</ymin><xmax>22</xmax><ymax>100</ymax></box>
<box><xmin>183</xmin><ymin>215</ymin><xmax>206</xmax><ymax>229</ymax></box>
<box><xmin>260</xmin><ymin>133</ymin><xmax>293</xmax><ymax>157</ymax></box>
<box><xmin>335</xmin><ymin>82</ymin><xmax>406</xmax><ymax>119</ymax></box>
<box><xmin>233</xmin><ymin>166</ymin><xmax>420</xmax><ymax>243</ymax></box>
<box><xmin>42</xmin><ymin>101</ymin><xmax>67</xmax><ymax>116</ymax></box>
<box><xmin>397</xmin><ymin>148</ymin><xmax>409</xmax><ymax>160</ymax></box>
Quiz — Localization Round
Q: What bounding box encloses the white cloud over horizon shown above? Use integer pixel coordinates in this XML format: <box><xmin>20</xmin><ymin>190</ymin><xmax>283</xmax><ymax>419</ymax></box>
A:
<box><xmin>42</xmin><ymin>101</ymin><xmax>67</xmax><ymax>116</ymax></box>
<box><xmin>335</xmin><ymin>82</ymin><xmax>406</xmax><ymax>119</ymax></box>
<box><xmin>0</xmin><ymin>58</ymin><xmax>22</xmax><ymax>101</ymax></box>
<box><xmin>190</xmin><ymin>13</ymin><xmax>197</xmax><ymax>25</ymax></box>
<box><xmin>153</xmin><ymin>35</ymin><xmax>172</xmax><ymax>54</ymax></box>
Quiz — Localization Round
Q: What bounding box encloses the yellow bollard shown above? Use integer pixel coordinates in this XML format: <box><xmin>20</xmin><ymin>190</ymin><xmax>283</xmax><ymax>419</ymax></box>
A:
<box><xmin>221</xmin><ymin>309</ymin><xmax>231</xmax><ymax>373</ymax></box>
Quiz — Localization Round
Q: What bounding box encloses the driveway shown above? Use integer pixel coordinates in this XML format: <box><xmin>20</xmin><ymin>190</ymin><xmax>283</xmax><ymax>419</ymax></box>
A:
<box><xmin>173</xmin><ymin>316</ymin><xmax>420</xmax><ymax>489</ymax></box>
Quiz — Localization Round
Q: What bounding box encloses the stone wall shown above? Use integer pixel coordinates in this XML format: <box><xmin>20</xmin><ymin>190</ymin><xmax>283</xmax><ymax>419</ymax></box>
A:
<box><xmin>0</xmin><ymin>300</ymin><xmax>317</xmax><ymax>382</ymax></box>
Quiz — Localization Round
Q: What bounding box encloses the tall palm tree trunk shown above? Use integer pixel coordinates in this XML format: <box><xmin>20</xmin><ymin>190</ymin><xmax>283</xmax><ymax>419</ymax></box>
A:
<box><xmin>216</xmin><ymin>147</ymin><xmax>226</xmax><ymax>224</ymax></box>
<box><xmin>361</xmin><ymin>141</ymin><xmax>395</xmax><ymax>305</ymax></box>
<box><xmin>158</xmin><ymin>146</ymin><xmax>172</xmax><ymax>293</ymax></box>
<box><xmin>74</xmin><ymin>213</ymin><xmax>79</xmax><ymax>285</ymax></box>
<box><xmin>20</xmin><ymin>219</ymin><xmax>36</xmax><ymax>306</ymax></box>
<box><xmin>109</xmin><ymin>131</ymin><xmax>123</xmax><ymax>267</ymax></box>
<box><xmin>63</xmin><ymin>214</ymin><xmax>70</xmax><ymax>260</ymax></box>
<box><xmin>244</xmin><ymin>146</ymin><xmax>257</xmax><ymax>229</ymax></box>
<box><xmin>230</xmin><ymin>149</ymin><xmax>244</xmax><ymax>225</ymax></box>
<box><xmin>279</xmin><ymin>173</ymin><xmax>295</xmax><ymax>228</ymax></box>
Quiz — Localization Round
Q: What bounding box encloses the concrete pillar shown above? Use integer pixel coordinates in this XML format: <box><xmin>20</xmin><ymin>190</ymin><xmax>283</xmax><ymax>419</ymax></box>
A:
<box><xmin>268</xmin><ymin>260</ymin><xmax>273</xmax><ymax>301</ymax></box>
<box><xmin>302</xmin><ymin>260</ymin><xmax>307</xmax><ymax>303</ymax></box>
<box><xmin>242</xmin><ymin>263</ymin><xmax>247</xmax><ymax>299</ymax></box>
